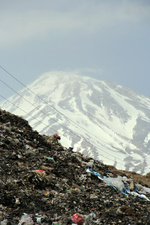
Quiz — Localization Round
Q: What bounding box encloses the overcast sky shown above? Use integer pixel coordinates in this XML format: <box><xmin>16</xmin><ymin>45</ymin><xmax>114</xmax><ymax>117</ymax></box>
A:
<box><xmin>0</xmin><ymin>0</ymin><xmax>150</xmax><ymax>101</ymax></box>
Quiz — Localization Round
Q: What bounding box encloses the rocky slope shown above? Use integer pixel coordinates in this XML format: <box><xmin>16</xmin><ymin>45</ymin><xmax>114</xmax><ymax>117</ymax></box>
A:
<box><xmin>0</xmin><ymin>108</ymin><xmax>150</xmax><ymax>224</ymax></box>
<box><xmin>1</xmin><ymin>71</ymin><xmax>150</xmax><ymax>175</ymax></box>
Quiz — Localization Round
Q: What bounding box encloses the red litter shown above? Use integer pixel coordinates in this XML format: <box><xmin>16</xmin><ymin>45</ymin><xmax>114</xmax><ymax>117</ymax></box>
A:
<box><xmin>71</xmin><ymin>213</ymin><xmax>83</xmax><ymax>225</ymax></box>
<box><xmin>36</xmin><ymin>170</ymin><xmax>46</xmax><ymax>174</ymax></box>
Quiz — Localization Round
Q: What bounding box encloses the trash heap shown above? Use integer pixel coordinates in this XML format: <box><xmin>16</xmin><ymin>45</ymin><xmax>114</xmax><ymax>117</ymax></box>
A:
<box><xmin>0</xmin><ymin>108</ymin><xmax>150</xmax><ymax>224</ymax></box>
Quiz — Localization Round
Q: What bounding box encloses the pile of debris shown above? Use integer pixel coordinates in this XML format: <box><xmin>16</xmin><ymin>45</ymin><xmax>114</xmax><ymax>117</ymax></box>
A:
<box><xmin>0</xmin><ymin>108</ymin><xmax>150</xmax><ymax>224</ymax></box>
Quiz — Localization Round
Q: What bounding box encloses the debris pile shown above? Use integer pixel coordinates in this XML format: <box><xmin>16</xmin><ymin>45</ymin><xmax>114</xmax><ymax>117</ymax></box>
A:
<box><xmin>0</xmin><ymin>109</ymin><xmax>150</xmax><ymax>224</ymax></box>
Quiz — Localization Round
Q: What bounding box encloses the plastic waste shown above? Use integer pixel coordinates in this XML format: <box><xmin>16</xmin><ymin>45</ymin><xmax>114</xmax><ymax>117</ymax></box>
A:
<box><xmin>35</xmin><ymin>214</ymin><xmax>44</xmax><ymax>224</ymax></box>
<box><xmin>36</xmin><ymin>216</ymin><xmax>42</xmax><ymax>224</ymax></box>
<box><xmin>83</xmin><ymin>160</ymin><xmax>94</xmax><ymax>168</ymax></box>
<box><xmin>85</xmin><ymin>168</ymin><xmax>102</xmax><ymax>180</ymax></box>
<box><xmin>103</xmin><ymin>176</ymin><xmax>124</xmax><ymax>191</ymax></box>
<box><xmin>44</xmin><ymin>156</ymin><xmax>55</xmax><ymax>162</ymax></box>
<box><xmin>45</xmin><ymin>190</ymin><xmax>51</xmax><ymax>196</ymax></box>
<box><xmin>126</xmin><ymin>190</ymin><xmax>150</xmax><ymax>201</ymax></box>
<box><xmin>0</xmin><ymin>220</ymin><xmax>8</xmax><ymax>225</ymax></box>
<box><xmin>52</xmin><ymin>223</ymin><xmax>62</xmax><ymax>225</ymax></box>
<box><xmin>86</xmin><ymin>168</ymin><xmax>150</xmax><ymax>200</ymax></box>
<box><xmin>71</xmin><ymin>213</ymin><xmax>83</xmax><ymax>225</ymax></box>
<box><xmin>54</xmin><ymin>133</ymin><xmax>61</xmax><ymax>140</ymax></box>
<box><xmin>84</xmin><ymin>213</ymin><xmax>96</xmax><ymax>225</ymax></box>
<box><xmin>18</xmin><ymin>213</ymin><xmax>33</xmax><ymax>225</ymax></box>
<box><xmin>35</xmin><ymin>169</ymin><xmax>46</xmax><ymax>175</ymax></box>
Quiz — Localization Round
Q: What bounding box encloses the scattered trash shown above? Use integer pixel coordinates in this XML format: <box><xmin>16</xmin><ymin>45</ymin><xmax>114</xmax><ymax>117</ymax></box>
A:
<box><xmin>82</xmin><ymin>160</ymin><xmax>94</xmax><ymax>168</ymax></box>
<box><xmin>103</xmin><ymin>176</ymin><xmax>125</xmax><ymax>191</ymax></box>
<box><xmin>86</xmin><ymin>168</ymin><xmax>150</xmax><ymax>200</ymax></box>
<box><xmin>35</xmin><ymin>214</ymin><xmax>45</xmax><ymax>224</ymax></box>
<box><xmin>35</xmin><ymin>169</ymin><xmax>46</xmax><ymax>174</ymax></box>
<box><xmin>67</xmin><ymin>147</ymin><xmax>73</xmax><ymax>153</ymax></box>
<box><xmin>44</xmin><ymin>156</ymin><xmax>55</xmax><ymax>162</ymax></box>
<box><xmin>71</xmin><ymin>213</ymin><xmax>83</xmax><ymax>225</ymax></box>
<box><xmin>18</xmin><ymin>213</ymin><xmax>33</xmax><ymax>225</ymax></box>
<box><xmin>45</xmin><ymin>190</ymin><xmax>51</xmax><ymax>196</ymax></box>
<box><xmin>53</xmin><ymin>133</ymin><xmax>61</xmax><ymax>140</ymax></box>
<box><xmin>0</xmin><ymin>109</ymin><xmax>150</xmax><ymax>224</ymax></box>
<box><xmin>84</xmin><ymin>213</ymin><xmax>96</xmax><ymax>225</ymax></box>
<box><xmin>0</xmin><ymin>220</ymin><xmax>8</xmax><ymax>225</ymax></box>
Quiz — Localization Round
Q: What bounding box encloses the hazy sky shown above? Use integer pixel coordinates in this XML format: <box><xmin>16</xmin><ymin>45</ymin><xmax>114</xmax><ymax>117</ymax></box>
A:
<box><xmin>0</xmin><ymin>0</ymin><xmax>150</xmax><ymax>100</ymax></box>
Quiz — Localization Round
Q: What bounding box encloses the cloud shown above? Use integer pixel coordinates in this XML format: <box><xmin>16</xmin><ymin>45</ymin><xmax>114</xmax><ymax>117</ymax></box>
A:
<box><xmin>0</xmin><ymin>0</ymin><xmax>150</xmax><ymax>49</ymax></box>
<box><xmin>71</xmin><ymin>68</ymin><xmax>104</xmax><ymax>76</ymax></box>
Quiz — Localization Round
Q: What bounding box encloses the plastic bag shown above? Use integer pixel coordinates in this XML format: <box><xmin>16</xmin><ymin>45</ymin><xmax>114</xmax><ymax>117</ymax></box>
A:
<box><xmin>103</xmin><ymin>176</ymin><xmax>124</xmax><ymax>191</ymax></box>
<box><xmin>18</xmin><ymin>213</ymin><xmax>33</xmax><ymax>225</ymax></box>
<box><xmin>71</xmin><ymin>213</ymin><xmax>83</xmax><ymax>225</ymax></box>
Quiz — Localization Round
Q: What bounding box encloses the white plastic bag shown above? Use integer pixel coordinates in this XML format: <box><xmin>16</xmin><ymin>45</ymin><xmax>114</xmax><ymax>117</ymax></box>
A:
<box><xmin>18</xmin><ymin>213</ymin><xmax>33</xmax><ymax>225</ymax></box>
<box><xmin>103</xmin><ymin>176</ymin><xmax>124</xmax><ymax>191</ymax></box>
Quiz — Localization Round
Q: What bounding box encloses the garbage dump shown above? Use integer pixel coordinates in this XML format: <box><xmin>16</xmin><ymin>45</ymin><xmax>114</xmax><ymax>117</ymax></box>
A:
<box><xmin>0</xmin><ymin>108</ymin><xmax>150</xmax><ymax>224</ymax></box>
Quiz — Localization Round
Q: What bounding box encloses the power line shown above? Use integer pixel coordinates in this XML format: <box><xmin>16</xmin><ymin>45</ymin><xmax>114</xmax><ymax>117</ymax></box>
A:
<box><xmin>0</xmin><ymin>77</ymin><xmax>86</xmax><ymax>137</ymax></box>
<box><xmin>0</xmin><ymin>66</ymin><xmax>126</xmax><ymax>166</ymax></box>
<box><xmin>0</xmin><ymin>92</ymin><xmax>121</xmax><ymax>165</ymax></box>
<box><xmin>0</xmin><ymin>77</ymin><xmax>83</xmax><ymax>142</ymax></box>
<box><xmin>0</xmin><ymin>65</ymin><xmax>114</xmax><ymax>148</ymax></box>
<box><xmin>0</xmin><ymin>68</ymin><xmax>126</xmax><ymax>165</ymax></box>
<box><xmin>0</xmin><ymin>93</ymin><xmax>57</xmax><ymax>134</ymax></box>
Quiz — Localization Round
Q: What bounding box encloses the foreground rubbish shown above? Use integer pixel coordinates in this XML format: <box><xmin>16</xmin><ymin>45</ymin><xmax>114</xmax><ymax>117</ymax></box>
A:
<box><xmin>18</xmin><ymin>213</ymin><xmax>33</xmax><ymax>225</ymax></box>
<box><xmin>86</xmin><ymin>168</ymin><xmax>150</xmax><ymax>200</ymax></box>
<box><xmin>0</xmin><ymin>109</ymin><xmax>150</xmax><ymax>224</ymax></box>
<box><xmin>71</xmin><ymin>213</ymin><xmax>83</xmax><ymax>225</ymax></box>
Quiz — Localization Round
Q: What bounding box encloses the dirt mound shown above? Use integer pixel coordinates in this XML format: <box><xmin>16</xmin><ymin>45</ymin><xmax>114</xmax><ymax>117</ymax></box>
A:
<box><xmin>0</xmin><ymin>109</ymin><xmax>150</xmax><ymax>224</ymax></box>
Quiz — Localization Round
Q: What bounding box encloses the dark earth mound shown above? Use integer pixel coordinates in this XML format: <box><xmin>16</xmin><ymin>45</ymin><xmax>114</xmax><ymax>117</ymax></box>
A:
<box><xmin>0</xmin><ymin>108</ymin><xmax>150</xmax><ymax>224</ymax></box>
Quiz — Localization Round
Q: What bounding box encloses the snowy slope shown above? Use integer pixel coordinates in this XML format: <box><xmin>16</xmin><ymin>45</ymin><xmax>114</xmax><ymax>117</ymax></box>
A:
<box><xmin>1</xmin><ymin>71</ymin><xmax>150</xmax><ymax>175</ymax></box>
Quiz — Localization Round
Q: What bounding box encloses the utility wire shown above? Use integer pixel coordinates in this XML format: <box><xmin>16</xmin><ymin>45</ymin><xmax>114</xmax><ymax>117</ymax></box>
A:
<box><xmin>0</xmin><ymin>93</ymin><xmax>74</xmax><ymax>148</ymax></box>
<box><xmin>0</xmin><ymin>66</ymin><xmax>126</xmax><ymax>165</ymax></box>
<box><xmin>0</xmin><ymin>77</ymin><xmax>86</xmax><ymax>138</ymax></box>
<box><xmin>0</xmin><ymin>68</ymin><xmax>126</xmax><ymax>165</ymax></box>
<box><xmin>0</xmin><ymin>92</ymin><xmax>124</xmax><ymax>166</ymax></box>
<box><xmin>0</xmin><ymin>77</ymin><xmax>82</xmax><ymax>141</ymax></box>
<box><xmin>0</xmin><ymin>65</ymin><xmax>115</xmax><ymax>149</ymax></box>
<box><xmin>0</xmin><ymin>93</ymin><xmax>57</xmax><ymax>135</ymax></box>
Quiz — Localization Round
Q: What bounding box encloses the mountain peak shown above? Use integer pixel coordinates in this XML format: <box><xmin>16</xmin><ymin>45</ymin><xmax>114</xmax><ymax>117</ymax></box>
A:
<box><xmin>35</xmin><ymin>70</ymin><xmax>85</xmax><ymax>83</ymax></box>
<box><xmin>1</xmin><ymin>71</ymin><xmax>150</xmax><ymax>175</ymax></box>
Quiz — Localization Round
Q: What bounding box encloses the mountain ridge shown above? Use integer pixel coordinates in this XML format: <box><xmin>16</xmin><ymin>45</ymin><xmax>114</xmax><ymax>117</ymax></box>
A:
<box><xmin>1</xmin><ymin>71</ymin><xmax>150</xmax><ymax>175</ymax></box>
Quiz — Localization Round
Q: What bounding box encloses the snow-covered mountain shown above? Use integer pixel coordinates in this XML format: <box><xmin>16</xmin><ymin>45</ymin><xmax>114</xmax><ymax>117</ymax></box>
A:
<box><xmin>1</xmin><ymin>71</ymin><xmax>150</xmax><ymax>175</ymax></box>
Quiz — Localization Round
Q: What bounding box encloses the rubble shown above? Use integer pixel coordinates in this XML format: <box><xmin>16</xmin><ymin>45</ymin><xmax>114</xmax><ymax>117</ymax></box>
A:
<box><xmin>0</xmin><ymin>108</ymin><xmax>150</xmax><ymax>224</ymax></box>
